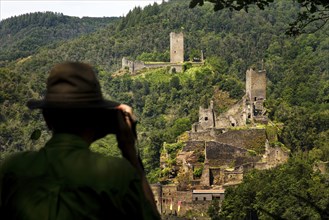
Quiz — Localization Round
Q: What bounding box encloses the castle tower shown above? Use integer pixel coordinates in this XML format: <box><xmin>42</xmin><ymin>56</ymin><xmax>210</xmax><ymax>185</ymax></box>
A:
<box><xmin>246</xmin><ymin>68</ymin><xmax>266</xmax><ymax>102</ymax></box>
<box><xmin>170</xmin><ymin>32</ymin><xmax>184</xmax><ymax>63</ymax></box>
<box><xmin>246</xmin><ymin>68</ymin><xmax>267</xmax><ymax>122</ymax></box>
<box><xmin>198</xmin><ymin>101</ymin><xmax>216</xmax><ymax>130</ymax></box>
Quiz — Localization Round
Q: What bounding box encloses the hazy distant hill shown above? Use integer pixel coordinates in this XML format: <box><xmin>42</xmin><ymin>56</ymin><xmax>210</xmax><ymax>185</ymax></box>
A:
<box><xmin>0</xmin><ymin>12</ymin><xmax>118</xmax><ymax>63</ymax></box>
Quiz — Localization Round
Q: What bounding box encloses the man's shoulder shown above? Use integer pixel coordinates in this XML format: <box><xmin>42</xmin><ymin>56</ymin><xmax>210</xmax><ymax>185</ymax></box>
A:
<box><xmin>89</xmin><ymin>152</ymin><xmax>137</xmax><ymax>176</ymax></box>
<box><xmin>75</xmin><ymin>151</ymin><xmax>140</xmax><ymax>187</ymax></box>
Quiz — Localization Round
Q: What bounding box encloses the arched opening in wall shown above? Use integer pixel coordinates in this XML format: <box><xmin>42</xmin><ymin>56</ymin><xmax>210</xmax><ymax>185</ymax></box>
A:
<box><xmin>195</xmin><ymin>197</ymin><xmax>198</xmax><ymax>201</ymax></box>
<box><xmin>203</xmin><ymin>197</ymin><xmax>206</xmax><ymax>201</ymax></box>
<box><xmin>231</xmin><ymin>123</ymin><xmax>235</xmax><ymax>127</ymax></box>
<box><xmin>254</xmin><ymin>97</ymin><xmax>257</xmax><ymax>101</ymax></box>
<box><xmin>248</xmin><ymin>114</ymin><xmax>251</xmax><ymax>119</ymax></box>
<box><xmin>205</xmin><ymin>117</ymin><xmax>208</xmax><ymax>121</ymax></box>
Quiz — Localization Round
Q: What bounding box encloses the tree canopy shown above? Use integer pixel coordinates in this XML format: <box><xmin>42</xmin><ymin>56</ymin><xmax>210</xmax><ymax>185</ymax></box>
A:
<box><xmin>189</xmin><ymin>0</ymin><xmax>329</xmax><ymax>35</ymax></box>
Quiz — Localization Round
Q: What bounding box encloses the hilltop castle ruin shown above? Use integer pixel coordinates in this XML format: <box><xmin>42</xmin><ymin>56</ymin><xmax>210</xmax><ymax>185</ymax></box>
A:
<box><xmin>151</xmin><ymin>67</ymin><xmax>289</xmax><ymax>216</ymax></box>
<box><xmin>122</xmin><ymin>32</ymin><xmax>203</xmax><ymax>74</ymax></box>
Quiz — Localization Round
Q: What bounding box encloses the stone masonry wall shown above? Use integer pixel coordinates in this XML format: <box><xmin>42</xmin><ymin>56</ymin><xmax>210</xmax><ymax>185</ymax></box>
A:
<box><xmin>215</xmin><ymin>129</ymin><xmax>266</xmax><ymax>153</ymax></box>
<box><xmin>199</xmin><ymin>104</ymin><xmax>216</xmax><ymax>129</ymax></box>
<box><xmin>216</xmin><ymin>99</ymin><xmax>246</xmax><ymax>128</ymax></box>
<box><xmin>183</xmin><ymin>141</ymin><xmax>205</xmax><ymax>152</ymax></box>
<box><xmin>205</xmin><ymin>141</ymin><xmax>247</xmax><ymax>167</ymax></box>
<box><xmin>188</xmin><ymin>130</ymin><xmax>215</xmax><ymax>141</ymax></box>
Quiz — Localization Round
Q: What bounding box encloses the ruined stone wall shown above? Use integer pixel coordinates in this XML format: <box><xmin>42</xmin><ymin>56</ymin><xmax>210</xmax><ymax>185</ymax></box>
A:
<box><xmin>176</xmin><ymin>191</ymin><xmax>193</xmax><ymax>215</ymax></box>
<box><xmin>200</xmin><ymin>163</ymin><xmax>210</xmax><ymax>186</ymax></box>
<box><xmin>188</xmin><ymin>130</ymin><xmax>214</xmax><ymax>141</ymax></box>
<box><xmin>161</xmin><ymin>185</ymin><xmax>177</xmax><ymax>215</ymax></box>
<box><xmin>121</xmin><ymin>58</ymin><xmax>146</xmax><ymax>74</ymax></box>
<box><xmin>223</xmin><ymin>171</ymin><xmax>243</xmax><ymax>185</ymax></box>
<box><xmin>254</xmin><ymin>162</ymin><xmax>268</xmax><ymax>170</ymax></box>
<box><xmin>263</xmin><ymin>143</ymin><xmax>290</xmax><ymax>168</ymax></box>
<box><xmin>151</xmin><ymin>184</ymin><xmax>163</xmax><ymax>214</ymax></box>
<box><xmin>246</xmin><ymin>68</ymin><xmax>266</xmax><ymax>101</ymax></box>
<box><xmin>170</xmin><ymin>32</ymin><xmax>184</xmax><ymax>63</ymax></box>
<box><xmin>205</xmin><ymin>141</ymin><xmax>248</xmax><ymax>167</ymax></box>
<box><xmin>216</xmin><ymin>99</ymin><xmax>246</xmax><ymax>128</ymax></box>
<box><xmin>122</xmin><ymin>60</ymin><xmax>185</xmax><ymax>74</ymax></box>
<box><xmin>166</xmin><ymin>195</ymin><xmax>223</xmax><ymax>217</ymax></box>
<box><xmin>170</xmin><ymin>64</ymin><xmax>183</xmax><ymax>73</ymax></box>
<box><xmin>144</xmin><ymin>63</ymin><xmax>169</xmax><ymax>68</ymax></box>
<box><xmin>133</xmin><ymin>60</ymin><xmax>146</xmax><ymax>73</ymax></box>
<box><xmin>183</xmin><ymin>141</ymin><xmax>205</xmax><ymax>152</ymax></box>
<box><xmin>160</xmin><ymin>186</ymin><xmax>195</xmax><ymax>216</ymax></box>
<box><xmin>215</xmin><ymin>129</ymin><xmax>266</xmax><ymax>153</ymax></box>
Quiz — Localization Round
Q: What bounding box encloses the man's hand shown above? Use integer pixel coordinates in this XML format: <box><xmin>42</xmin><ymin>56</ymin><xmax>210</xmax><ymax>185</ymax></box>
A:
<box><xmin>116</xmin><ymin>104</ymin><xmax>135</xmax><ymax>128</ymax></box>
<box><xmin>116</xmin><ymin>104</ymin><xmax>159</xmax><ymax>216</ymax></box>
<box><xmin>115</xmin><ymin>104</ymin><xmax>138</xmax><ymax>165</ymax></box>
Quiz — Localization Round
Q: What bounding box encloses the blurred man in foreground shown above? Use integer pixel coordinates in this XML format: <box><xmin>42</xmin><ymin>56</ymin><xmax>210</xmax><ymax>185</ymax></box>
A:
<box><xmin>0</xmin><ymin>62</ymin><xmax>160</xmax><ymax>219</ymax></box>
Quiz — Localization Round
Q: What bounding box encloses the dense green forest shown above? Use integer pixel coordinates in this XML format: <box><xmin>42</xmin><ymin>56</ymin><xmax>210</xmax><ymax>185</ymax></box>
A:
<box><xmin>0</xmin><ymin>12</ymin><xmax>117</xmax><ymax>63</ymax></box>
<box><xmin>0</xmin><ymin>0</ymin><xmax>328</xmax><ymax>218</ymax></box>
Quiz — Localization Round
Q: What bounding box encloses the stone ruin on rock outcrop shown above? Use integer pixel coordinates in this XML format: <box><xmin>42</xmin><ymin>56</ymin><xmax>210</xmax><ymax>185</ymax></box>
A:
<box><xmin>182</xmin><ymin>67</ymin><xmax>288</xmax><ymax>187</ymax></box>
<box><xmin>151</xmin><ymin>67</ymin><xmax>290</xmax><ymax>216</ymax></box>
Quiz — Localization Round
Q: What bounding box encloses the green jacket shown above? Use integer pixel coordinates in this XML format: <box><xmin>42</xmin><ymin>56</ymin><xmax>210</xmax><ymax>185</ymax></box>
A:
<box><xmin>0</xmin><ymin>133</ymin><xmax>160</xmax><ymax>220</ymax></box>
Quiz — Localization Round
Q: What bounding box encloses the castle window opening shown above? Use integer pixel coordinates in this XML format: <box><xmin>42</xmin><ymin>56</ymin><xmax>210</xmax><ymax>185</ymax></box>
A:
<box><xmin>205</xmin><ymin>117</ymin><xmax>208</xmax><ymax>121</ymax></box>
<box><xmin>203</xmin><ymin>197</ymin><xmax>206</xmax><ymax>201</ymax></box>
<box><xmin>163</xmin><ymin>199</ymin><xmax>165</xmax><ymax>203</ymax></box>
<box><xmin>254</xmin><ymin>97</ymin><xmax>257</xmax><ymax>101</ymax></box>
<box><xmin>174</xmin><ymin>50</ymin><xmax>177</xmax><ymax>53</ymax></box>
<box><xmin>231</xmin><ymin>123</ymin><xmax>235</xmax><ymax>127</ymax></box>
<box><xmin>195</xmin><ymin>197</ymin><xmax>198</xmax><ymax>201</ymax></box>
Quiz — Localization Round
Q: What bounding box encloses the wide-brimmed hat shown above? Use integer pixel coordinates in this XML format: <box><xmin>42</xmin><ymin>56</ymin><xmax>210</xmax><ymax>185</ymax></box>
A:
<box><xmin>27</xmin><ymin>62</ymin><xmax>119</xmax><ymax>109</ymax></box>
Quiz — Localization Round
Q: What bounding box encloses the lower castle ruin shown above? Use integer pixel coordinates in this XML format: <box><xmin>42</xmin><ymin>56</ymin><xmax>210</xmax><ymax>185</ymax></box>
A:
<box><xmin>151</xmin><ymin>67</ymin><xmax>289</xmax><ymax>217</ymax></box>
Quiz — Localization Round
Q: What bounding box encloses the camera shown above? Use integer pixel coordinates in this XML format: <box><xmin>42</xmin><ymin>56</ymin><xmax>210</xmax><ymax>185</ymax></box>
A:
<box><xmin>42</xmin><ymin>108</ymin><xmax>119</xmax><ymax>134</ymax></box>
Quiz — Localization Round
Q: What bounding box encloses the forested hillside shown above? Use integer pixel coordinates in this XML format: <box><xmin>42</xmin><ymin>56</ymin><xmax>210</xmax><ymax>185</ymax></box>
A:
<box><xmin>0</xmin><ymin>1</ymin><xmax>328</xmax><ymax>217</ymax></box>
<box><xmin>0</xmin><ymin>12</ymin><xmax>117</xmax><ymax>63</ymax></box>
